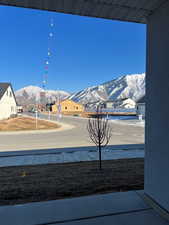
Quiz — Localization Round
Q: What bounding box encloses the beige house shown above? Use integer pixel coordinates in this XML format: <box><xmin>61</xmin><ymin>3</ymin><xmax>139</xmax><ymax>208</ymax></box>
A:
<box><xmin>0</xmin><ymin>83</ymin><xmax>17</xmax><ymax>120</ymax></box>
<box><xmin>52</xmin><ymin>99</ymin><xmax>84</xmax><ymax>114</ymax></box>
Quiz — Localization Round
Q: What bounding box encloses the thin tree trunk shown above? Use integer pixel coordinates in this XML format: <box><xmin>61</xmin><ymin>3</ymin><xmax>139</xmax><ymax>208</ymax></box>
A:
<box><xmin>99</xmin><ymin>144</ymin><xmax>102</xmax><ymax>170</ymax></box>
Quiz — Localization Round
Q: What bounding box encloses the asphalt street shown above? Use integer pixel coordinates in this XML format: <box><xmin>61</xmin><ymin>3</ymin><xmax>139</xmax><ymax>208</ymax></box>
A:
<box><xmin>0</xmin><ymin>113</ymin><xmax>144</xmax><ymax>152</ymax></box>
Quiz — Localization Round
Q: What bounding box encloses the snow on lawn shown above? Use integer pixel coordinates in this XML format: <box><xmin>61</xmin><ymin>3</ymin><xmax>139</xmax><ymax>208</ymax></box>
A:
<box><xmin>0</xmin><ymin>148</ymin><xmax>144</xmax><ymax>167</ymax></box>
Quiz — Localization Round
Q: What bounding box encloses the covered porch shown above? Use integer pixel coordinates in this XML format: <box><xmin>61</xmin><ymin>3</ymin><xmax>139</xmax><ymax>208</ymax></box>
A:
<box><xmin>0</xmin><ymin>0</ymin><xmax>169</xmax><ymax>224</ymax></box>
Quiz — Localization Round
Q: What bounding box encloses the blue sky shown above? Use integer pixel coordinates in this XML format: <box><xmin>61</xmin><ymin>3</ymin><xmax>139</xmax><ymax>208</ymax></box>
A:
<box><xmin>0</xmin><ymin>6</ymin><xmax>146</xmax><ymax>93</ymax></box>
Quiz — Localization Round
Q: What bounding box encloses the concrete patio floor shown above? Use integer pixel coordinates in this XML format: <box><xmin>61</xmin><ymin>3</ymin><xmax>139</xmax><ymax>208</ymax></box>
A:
<box><xmin>0</xmin><ymin>190</ymin><xmax>168</xmax><ymax>225</ymax></box>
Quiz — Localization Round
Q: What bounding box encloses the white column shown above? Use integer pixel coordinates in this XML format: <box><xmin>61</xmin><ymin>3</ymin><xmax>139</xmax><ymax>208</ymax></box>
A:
<box><xmin>145</xmin><ymin>1</ymin><xmax>169</xmax><ymax>211</ymax></box>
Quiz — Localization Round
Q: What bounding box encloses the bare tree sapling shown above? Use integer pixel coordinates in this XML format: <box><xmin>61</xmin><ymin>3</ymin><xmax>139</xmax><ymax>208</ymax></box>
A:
<box><xmin>87</xmin><ymin>106</ymin><xmax>112</xmax><ymax>170</ymax></box>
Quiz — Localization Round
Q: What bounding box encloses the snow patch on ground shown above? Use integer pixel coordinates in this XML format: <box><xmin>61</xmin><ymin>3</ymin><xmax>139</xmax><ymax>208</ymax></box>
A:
<box><xmin>0</xmin><ymin>149</ymin><xmax>144</xmax><ymax>167</ymax></box>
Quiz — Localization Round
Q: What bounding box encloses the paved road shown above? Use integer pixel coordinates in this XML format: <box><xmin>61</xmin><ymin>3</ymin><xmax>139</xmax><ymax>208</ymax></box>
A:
<box><xmin>0</xmin><ymin>113</ymin><xmax>144</xmax><ymax>152</ymax></box>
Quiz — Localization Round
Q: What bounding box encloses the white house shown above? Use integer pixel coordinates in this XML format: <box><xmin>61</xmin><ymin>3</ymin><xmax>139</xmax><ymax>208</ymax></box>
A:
<box><xmin>0</xmin><ymin>83</ymin><xmax>17</xmax><ymax>120</ymax></box>
<box><xmin>101</xmin><ymin>98</ymin><xmax>136</xmax><ymax>110</ymax></box>
<box><xmin>136</xmin><ymin>96</ymin><xmax>145</xmax><ymax>119</ymax></box>
<box><xmin>120</xmin><ymin>98</ymin><xmax>136</xmax><ymax>109</ymax></box>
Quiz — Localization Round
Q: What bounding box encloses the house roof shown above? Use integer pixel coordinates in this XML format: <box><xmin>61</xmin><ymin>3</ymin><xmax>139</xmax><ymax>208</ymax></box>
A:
<box><xmin>0</xmin><ymin>0</ymin><xmax>167</xmax><ymax>24</ymax></box>
<box><xmin>0</xmin><ymin>83</ymin><xmax>17</xmax><ymax>104</ymax></box>
<box><xmin>0</xmin><ymin>83</ymin><xmax>10</xmax><ymax>100</ymax></box>
<box><xmin>137</xmin><ymin>95</ymin><xmax>145</xmax><ymax>103</ymax></box>
<box><xmin>61</xmin><ymin>99</ymin><xmax>84</xmax><ymax>107</ymax></box>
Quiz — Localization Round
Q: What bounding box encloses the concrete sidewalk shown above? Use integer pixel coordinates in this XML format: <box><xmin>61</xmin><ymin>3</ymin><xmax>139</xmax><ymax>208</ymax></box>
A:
<box><xmin>0</xmin><ymin>191</ymin><xmax>168</xmax><ymax>225</ymax></box>
<box><xmin>0</xmin><ymin>144</ymin><xmax>144</xmax><ymax>157</ymax></box>
<box><xmin>0</xmin><ymin>144</ymin><xmax>144</xmax><ymax>167</ymax></box>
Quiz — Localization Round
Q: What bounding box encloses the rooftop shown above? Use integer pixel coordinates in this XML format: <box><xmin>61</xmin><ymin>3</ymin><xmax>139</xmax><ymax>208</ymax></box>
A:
<box><xmin>0</xmin><ymin>83</ymin><xmax>10</xmax><ymax>100</ymax></box>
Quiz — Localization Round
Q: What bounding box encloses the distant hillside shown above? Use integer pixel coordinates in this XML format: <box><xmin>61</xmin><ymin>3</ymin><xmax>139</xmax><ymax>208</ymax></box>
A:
<box><xmin>15</xmin><ymin>73</ymin><xmax>145</xmax><ymax>106</ymax></box>
<box><xmin>15</xmin><ymin>86</ymin><xmax>70</xmax><ymax>105</ymax></box>
<box><xmin>69</xmin><ymin>73</ymin><xmax>145</xmax><ymax>104</ymax></box>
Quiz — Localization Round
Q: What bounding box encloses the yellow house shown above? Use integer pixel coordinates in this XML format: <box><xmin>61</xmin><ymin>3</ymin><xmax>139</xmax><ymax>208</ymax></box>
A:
<box><xmin>52</xmin><ymin>99</ymin><xmax>84</xmax><ymax>114</ymax></box>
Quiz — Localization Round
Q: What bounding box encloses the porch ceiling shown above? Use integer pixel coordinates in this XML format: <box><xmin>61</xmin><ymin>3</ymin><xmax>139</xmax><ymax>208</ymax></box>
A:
<box><xmin>0</xmin><ymin>0</ymin><xmax>167</xmax><ymax>23</ymax></box>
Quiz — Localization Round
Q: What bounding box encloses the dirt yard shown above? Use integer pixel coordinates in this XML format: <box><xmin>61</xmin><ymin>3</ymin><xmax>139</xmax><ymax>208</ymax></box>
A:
<box><xmin>0</xmin><ymin>117</ymin><xmax>60</xmax><ymax>131</ymax></box>
<box><xmin>0</xmin><ymin>158</ymin><xmax>144</xmax><ymax>206</ymax></box>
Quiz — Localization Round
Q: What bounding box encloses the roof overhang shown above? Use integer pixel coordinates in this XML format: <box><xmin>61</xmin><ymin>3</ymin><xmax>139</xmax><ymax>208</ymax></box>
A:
<box><xmin>0</xmin><ymin>0</ymin><xmax>167</xmax><ymax>24</ymax></box>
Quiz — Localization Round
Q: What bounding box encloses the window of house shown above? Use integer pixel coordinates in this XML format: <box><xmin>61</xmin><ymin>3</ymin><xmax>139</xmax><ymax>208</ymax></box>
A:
<box><xmin>10</xmin><ymin>91</ymin><xmax>12</xmax><ymax>97</ymax></box>
<box><xmin>65</xmin><ymin>107</ymin><xmax>67</xmax><ymax>110</ymax></box>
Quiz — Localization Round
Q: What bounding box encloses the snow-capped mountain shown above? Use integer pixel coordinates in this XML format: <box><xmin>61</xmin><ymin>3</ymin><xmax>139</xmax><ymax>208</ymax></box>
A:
<box><xmin>15</xmin><ymin>86</ymin><xmax>70</xmax><ymax>105</ymax></box>
<box><xmin>15</xmin><ymin>73</ymin><xmax>145</xmax><ymax>106</ymax></box>
<box><xmin>69</xmin><ymin>73</ymin><xmax>145</xmax><ymax>104</ymax></box>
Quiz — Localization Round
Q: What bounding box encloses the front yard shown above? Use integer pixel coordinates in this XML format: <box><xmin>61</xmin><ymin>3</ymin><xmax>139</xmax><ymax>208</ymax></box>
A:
<box><xmin>0</xmin><ymin>158</ymin><xmax>144</xmax><ymax>206</ymax></box>
<box><xmin>0</xmin><ymin>117</ymin><xmax>60</xmax><ymax>131</ymax></box>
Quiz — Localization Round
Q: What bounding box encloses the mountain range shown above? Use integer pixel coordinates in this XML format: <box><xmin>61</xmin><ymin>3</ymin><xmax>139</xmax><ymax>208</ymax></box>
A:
<box><xmin>15</xmin><ymin>86</ymin><xmax>70</xmax><ymax>105</ymax></box>
<box><xmin>15</xmin><ymin>73</ymin><xmax>145</xmax><ymax>105</ymax></box>
<box><xmin>69</xmin><ymin>73</ymin><xmax>145</xmax><ymax>104</ymax></box>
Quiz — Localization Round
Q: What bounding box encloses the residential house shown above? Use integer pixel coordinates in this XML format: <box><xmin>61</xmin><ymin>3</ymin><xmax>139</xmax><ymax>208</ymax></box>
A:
<box><xmin>120</xmin><ymin>98</ymin><xmax>136</xmax><ymax>109</ymax></box>
<box><xmin>52</xmin><ymin>99</ymin><xmax>84</xmax><ymax>114</ymax></box>
<box><xmin>0</xmin><ymin>83</ymin><xmax>17</xmax><ymax>120</ymax></box>
<box><xmin>101</xmin><ymin>98</ymin><xmax>135</xmax><ymax>110</ymax></box>
<box><xmin>136</xmin><ymin>95</ymin><xmax>145</xmax><ymax>119</ymax></box>
<box><xmin>102</xmin><ymin>100</ymin><xmax>115</xmax><ymax>109</ymax></box>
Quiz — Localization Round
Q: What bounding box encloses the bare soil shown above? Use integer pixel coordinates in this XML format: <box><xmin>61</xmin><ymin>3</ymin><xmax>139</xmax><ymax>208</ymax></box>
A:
<box><xmin>0</xmin><ymin>117</ymin><xmax>60</xmax><ymax>131</ymax></box>
<box><xmin>0</xmin><ymin>158</ymin><xmax>144</xmax><ymax>206</ymax></box>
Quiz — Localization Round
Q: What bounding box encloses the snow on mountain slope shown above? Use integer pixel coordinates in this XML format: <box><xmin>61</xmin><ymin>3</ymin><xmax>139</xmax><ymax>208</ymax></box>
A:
<box><xmin>106</xmin><ymin>73</ymin><xmax>145</xmax><ymax>101</ymax></box>
<box><xmin>15</xmin><ymin>86</ymin><xmax>70</xmax><ymax>105</ymax></box>
<box><xmin>69</xmin><ymin>73</ymin><xmax>145</xmax><ymax>104</ymax></box>
<box><xmin>15</xmin><ymin>86</ymin><xmax>43</xmax><ymax>100</ymax></box>
<box><xmin>69</xmin><ymin>86</ymin><xmax>108</xmax><ymax>104</ymax></box>
<box><xmin>15</xmin><ymin>73</ymin><xmax>145</xmax><ymax>106</ymax></box>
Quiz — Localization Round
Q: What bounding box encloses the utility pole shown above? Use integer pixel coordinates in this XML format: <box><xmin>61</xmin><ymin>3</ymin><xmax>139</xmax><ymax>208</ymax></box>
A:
<box><xmin>35</xmin><ymin>110</ymin><xmax>38</xmax><ymax>129</ymax></box>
